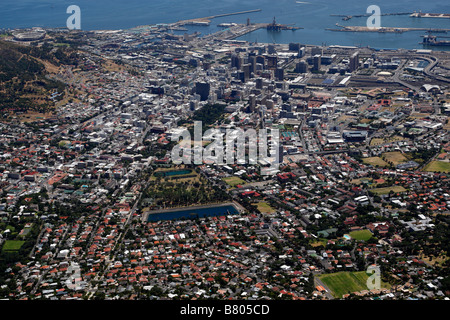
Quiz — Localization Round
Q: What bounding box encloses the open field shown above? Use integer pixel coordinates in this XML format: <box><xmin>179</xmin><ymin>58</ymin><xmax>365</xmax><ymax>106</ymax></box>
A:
<box><xmin>419</xmin><ymin>252</ymin><xmax>449</xmax><ymax>267</ymax></box>
<box><xmin>370</xmin><ymin>136</ymin><xmax>406</xmax><ymax>147</ymax></box>
<box><xmin>370</xmin><ymin>186</ymin><xmax>407</xmax><ymax>195</ymax></box>
<box><xmin>424</xmin><ymin>161</ymin><xmax>450</xmax><ymax>173</ymax></box>
<box><xmin>382</xmin><ymin>152</ymin><xmax>408</xmax><ymax>166</ymax></box>
<box><xmin>318</xmin><ymin>271</ymin><xmax>390</xmax><ymax>298</ymax></box>
<box><xmin>310</xmin><ymin>238</ymin><xmax>328</xmax><ymax>248</ymax></box>
<box><xmin>349</xmin><ymin>229</ymin><xmax>373</xmax><ymax>241</ymax></box>
<box><xmin>256</xmin><ymin>202</ymin><xmax>276</xmax><ymax>214</ymax></box>
<box><xmin>222</xmin><ymin>176</ymin><xmax>245</xmax><ymax>187</ymax></box>
<box><xmin>1</xmin><ymin>240</ymin><xmax>25</xmax><ymax>252</ymax></box>
<box><xmin>350</xmin><ymin>178</ymin><xmax>372</xmax><ymax>185</ymax></box>
<box><xmin>371</xmin><ymin>185</ymin><xmax>407</xmax><ymax>195</ymax></box>
<box><xmin>362</xmin><ymin>157</ymin><xmax>388</xmax><ymax>167</ymax></box>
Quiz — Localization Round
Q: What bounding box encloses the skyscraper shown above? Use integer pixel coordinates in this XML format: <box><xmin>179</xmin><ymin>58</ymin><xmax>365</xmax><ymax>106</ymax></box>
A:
<box><xmin>231</xmin><ymin>54</ymin><xmax>242</xmax><ymax>70</ymax></box>
<box><xmin>275</xmin><ymin>67</ymin><xmax>284</xmax><ymax>81</ymax></box>
<box><xmin>349</xmin><ymin>51</ymin><xmax>360</xmax><ymax>72</ymax></box>
<box><xmin>195</xmin><ymin>82</ymin><xmax>210</xmax><ymax>101</ymax></box>
<box><xmin>313</xmin><ymin>54</ymin><xmax>321</xmax><ymax>72</ymax></box>
<box><xmin>296</xmin><ymin>60</ymin><xmax>308</xmax><ymax>73</ymax></box>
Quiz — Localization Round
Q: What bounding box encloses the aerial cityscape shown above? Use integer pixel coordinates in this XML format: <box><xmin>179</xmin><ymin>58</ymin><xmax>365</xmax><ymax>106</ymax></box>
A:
<box><xmin>0</xmin><ymin>0</ymin><xmax>449</xmax><ymax>306</ymax></box>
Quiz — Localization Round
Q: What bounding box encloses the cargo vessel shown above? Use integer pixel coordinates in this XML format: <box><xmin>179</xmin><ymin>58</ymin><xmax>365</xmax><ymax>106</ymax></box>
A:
<box><xmin>422</xmin><ymin>35</ymin><xmax>450</xmax><ymax>46</ymax></box>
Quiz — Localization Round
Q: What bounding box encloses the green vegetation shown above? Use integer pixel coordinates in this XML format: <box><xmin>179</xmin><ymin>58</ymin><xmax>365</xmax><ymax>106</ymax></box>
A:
<box><xmin>318</xmin><ymin>271</ymin><xmax>390</xmax><ymax>298</ymax></box>
<box><xmin>362</xmin><ymin>157</ymin><xmax>388</xmax><ymax>167</ymax></box>
<box><xmin>192</xmin><ymin>103</ymin><xmax>226</xmax><ymax>128</ymax></box>
<box><xmin>0</xmin><ymin>40</ymin><xmax>77</xmax><ymax>114</ymax></box>
<box><xmin>222</xmin><ymin>176</ymin><xmax>245</xmax><ymax>187</ymax></box>
<box><xmin>1</xmin><ymin>240</ymin><xmax>25</xmax><ymax>252</ymax></box>
<box><xmin>381</xmin><ymin>152</ymin><xmax>408</xmax><ymax>166</ymax></box>
<box><xmin>349</xmin><ymin>229</ymin><xmax>373</xmax><ymax>241</ymax></box>
<box><xmin>256</xmin><ymin>202</ymin><xmax>276</xmax><ymax>214</ymax></box>
<box><xmin>370</xmin><ymin>186</ymin><xmax>407</xmax><ymax>195</ymax></box>
<box><xmin>407</xmin><ymin>147</ymin><xmax>440</xmax><ymax>165</ymax></box>
<box><xmin>143</xmin><ymin>168</ymin><xmax>230</xmax><ymax>209</ymax></box>
<box><xmin>424</xmin><ymin>161</ymin><xmax>450</xmax><ymax>173</ymax></box>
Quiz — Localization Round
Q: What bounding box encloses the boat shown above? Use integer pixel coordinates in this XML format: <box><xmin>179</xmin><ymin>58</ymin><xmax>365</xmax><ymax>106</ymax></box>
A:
<box><xmin>218</xmin><ymin>23</ymin><xmax>237</xmax><ymax>27</ymax></box>
<box><xmin>422</xmin><ymin>35</ymin><xmax>450</xmax><ymax>46</ymax></box>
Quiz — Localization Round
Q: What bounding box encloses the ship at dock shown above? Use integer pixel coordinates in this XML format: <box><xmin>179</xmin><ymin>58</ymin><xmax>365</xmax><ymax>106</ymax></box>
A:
<box><xmin>266</xmin><ymin>17</ymin><xmax>302</xmax><ymax>31</ymax></box>
<box><xmin>422</xmin><ymin>34</ymin><xmax>450</xmax><ymax>46</ymax></box>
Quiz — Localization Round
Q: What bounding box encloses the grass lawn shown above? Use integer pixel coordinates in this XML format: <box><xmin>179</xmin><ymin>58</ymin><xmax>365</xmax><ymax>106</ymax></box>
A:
<box><xmin>222</xmin><ymin>176</ymin><xmax>245</xmax><ymax>187</ymax></box>
<box><xmin>351</xmin><ymin>178</ymin><xmax>377</xmax><ymax>186</ymax></box>
<box><xmin>370</xmin><ymin>136</ymin><xmax>405</xmax><ymax>147</ymax></box>
<box><xmin>370</xmin><ymin>186</ymin><xmax>407</xmax><ymax>195</ymax></box>
<box><xmin>310</xmin><ymin>238</ymin><xmax>328</xmax><ymax>248</ymax></box>
<box><xmin>349</xmin><ymin>229</ymin><xmax>373</xmax><ymax>241</ymax></box>
<box><xmin>424</xmin><ymin>161</ymin><xmax>450</xmax><ymax>173</ymax></box>
<box><xmin>2</xmin><ymin>240</ymin><xmax>25</xmax><ymax>252</ymax></box>
<box><xmin>382</xmin><ymin>152</ymin><xmax>408</xmax><ymax>166</ymax></box>
<box><xmin>318</xmin><ymin>271</ymin><xmax>390</xmax><ymax>298</ymax></box>
<box><xmin>256</xmin><ymin>202</ymin><xmax>276</xmax><ymax>214</ymax></box>
<box><xmin>362</xmin><ymin>157</ymin><xmax>388</xmax><ymax>167</ymax></box>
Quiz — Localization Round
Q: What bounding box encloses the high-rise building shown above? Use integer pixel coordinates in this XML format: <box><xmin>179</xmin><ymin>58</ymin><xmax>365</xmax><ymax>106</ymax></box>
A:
<box><xmin>313</xmin><ymin>54</ymin><xmax>321</xmax><ymax>71</ymax></box>
<box><xmin>248</xmin><ymin>94</ymin><xmax>256</xmax><ymax>112</ymax></box>
<box><xmin>289</xmin><ymin>43</ymin><xmax>301</xmax><ymax>52</ymax></box>
<box><xmin>249</xmin><ymin>55</ymin><xmax>257</xmax><ymax>74</ymax></box>
<box><xmin>275</xmin><ymin>67</ymin><xmax>284</xmax><ymax>81</ymax></box>
<box><xmin>255</xmin><ymin>78</ymin><xmax>264</xmax><ymax>89</ymax></box>
<box><xmin>349</xmin><ymin>51</ymin><xmax>360</xmax><ymax>72</ymax></box>
<box><xmin>295</xmin><ymin>60</ymin><xmax>308</xmax><ymax>73</ymax></box>
<box><xmin>298</xmin><ymin>47</ymin><xmax>305</xmax><ymax>58</ymax></box>
<box><xmin>242</xmin><ymin>64</ymin><xmax>251</xmax><ymax>81</ymax></box>
<box><xmin>268</xmin><ymin>44</ymin><xmax>276</xmax><ymax>54</ymax></box>
<box><xmin>256</xmin><ymin>55</ymin><xmax>265</xmax><ymax>68</ymax></box>
<box><xmin>231</xmin><ymin>54</ymin><xmax>242</xmax><ymax>69</ymax></box>
<box><xmin>311</xmin><ymin>47</ymin><xmax>323</xmax><ymax>56</ymax></box>
<box><xmin>195</xmin><ymin>82</ymin><xmax>210</xmax><ymax>101</ymax></box>
<box><xmin>266</xmin><ymin>55</ymin><xmax>278</xmax><ymax>69</ymax></box>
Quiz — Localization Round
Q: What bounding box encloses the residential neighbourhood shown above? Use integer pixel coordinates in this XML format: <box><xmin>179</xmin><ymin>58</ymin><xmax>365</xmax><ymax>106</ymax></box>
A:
<box><xmin>0</xmin><ymin>19</ymin><xmax>449</xmax><ymax>301</ymax></box>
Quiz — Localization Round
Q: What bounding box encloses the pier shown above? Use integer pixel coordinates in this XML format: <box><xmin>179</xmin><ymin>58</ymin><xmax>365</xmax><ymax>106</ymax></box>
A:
<box><xmin>411</xmin><ymin>12</ymin><xmax>450</xmax><ymax>19</ymax></box>
<box><xmin>327</xmin><ymin>24</ymin><xmax>450</xmax><ymax>33</ymax></box>
<box><xmin>202</xmin><ymin>23</ymin><xmax>267</xmax><ymax>41</ymax></box>
<box><xmin>175</xmin><ymin>9</ymin><xmax>262</xmax><ymax>27</ymax></box>
<box><xmin>330</xmin><ymin>12</ymin><xmax>412</xmax><ymax>21</ymax></box>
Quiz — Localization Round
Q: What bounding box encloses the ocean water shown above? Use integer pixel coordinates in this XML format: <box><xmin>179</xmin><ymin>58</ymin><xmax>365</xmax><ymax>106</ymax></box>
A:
<box><xmin>1</xmin><ymin>0</ymin><xmax>450</xmax><ymax>49</ymax></box>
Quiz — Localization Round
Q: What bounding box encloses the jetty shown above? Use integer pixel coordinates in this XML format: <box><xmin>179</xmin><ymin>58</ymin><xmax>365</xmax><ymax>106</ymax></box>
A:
<box><xmin>330</xmin><ymin>12</ymin><xmax>412</xmax><ymax>21</ymax></box>
<box><xmin>175</xmin><ymin>9</ymin><xmax>262</xmax><ymax>27</ymax></box>
<box><xmin>327</xmin><ymin>24</ymin><xmax>450</xmax><ymax>33</ymax></box>
<box><xmin>411</xmin><ymin>12</ymin><xmax>450</xmax><ymax>19</ymax></box>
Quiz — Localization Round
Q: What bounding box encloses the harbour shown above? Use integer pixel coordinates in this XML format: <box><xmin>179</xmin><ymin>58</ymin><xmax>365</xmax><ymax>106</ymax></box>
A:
<box><xmin>331</xmin><ymin>12</ymin><xmax>413</xmax><ymax>22</ymax></box>
<box><xmin>327</xmin><ymin>24</ymin><xmax>450</xmax><ymax>34</ymax></box>
<box><xmin>174</xmin><ymin>9</ymin><xmax>262</xmax><ymax>27</ymax></box>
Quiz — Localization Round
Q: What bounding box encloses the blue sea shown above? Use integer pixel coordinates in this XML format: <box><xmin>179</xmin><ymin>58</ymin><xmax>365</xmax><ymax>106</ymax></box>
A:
<box><xmin>1</xmin><ymin>0</ymin><xmax>450</xmax><ymax>49</ymax></box>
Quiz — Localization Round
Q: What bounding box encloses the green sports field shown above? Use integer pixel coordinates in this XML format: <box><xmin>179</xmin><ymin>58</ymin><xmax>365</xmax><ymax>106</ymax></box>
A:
<box><xmin>222</xmin><ymin>176</ymin><xmax>245</xmax><ymax>187</ymax></box>
<box><xmin>318</xmin><ymin>271</ymin><xmax>390</xmax><ymax>298</ymax></box>
<box><xmin>1</xmin><ymin>240</ymin><xmax>25</xmax><ymax>252</ymax></box>
<box><xmin>424</xmin><ymin>161</ymin><xmax>450</xmax><ymax>173</ymax></box>
<box><xmin>349</xmin><ymin>230</ymin><xmax>373</xmax><ymax>241</ymax></box>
